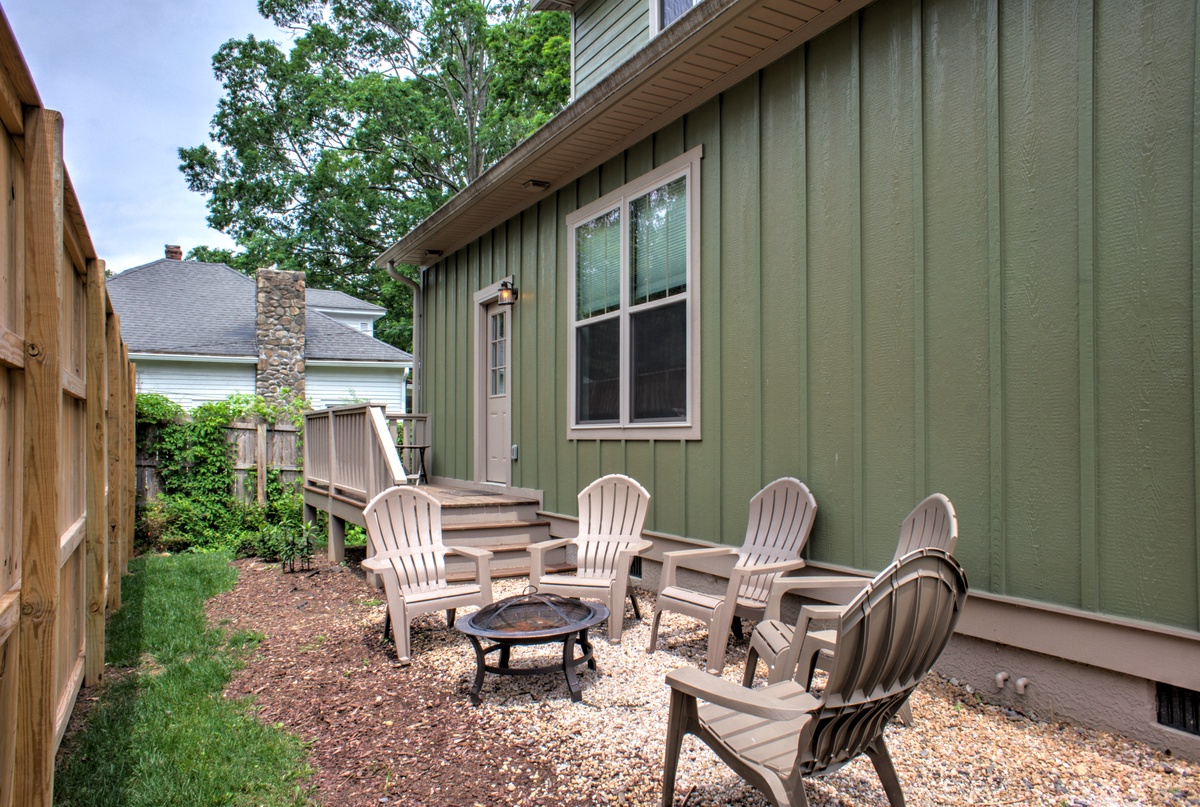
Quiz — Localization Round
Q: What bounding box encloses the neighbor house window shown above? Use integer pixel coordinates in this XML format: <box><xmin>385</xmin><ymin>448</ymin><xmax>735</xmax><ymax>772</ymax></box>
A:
<box><xmin>566</xmin><ymin>146</ymin><xmax>702</xmax><ymax>441</ymax></box>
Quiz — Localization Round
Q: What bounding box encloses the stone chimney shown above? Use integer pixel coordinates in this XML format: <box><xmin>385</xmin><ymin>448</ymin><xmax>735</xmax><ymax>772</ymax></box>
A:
<box><xmin>255</xmin><ymin>267</ymin><xmax>306</xmax><ymax>407</ymax></box>
<box><xmin>165</xmin><ymin>244</ymin><xmax>183</xmax><ymax>260</ymax></box>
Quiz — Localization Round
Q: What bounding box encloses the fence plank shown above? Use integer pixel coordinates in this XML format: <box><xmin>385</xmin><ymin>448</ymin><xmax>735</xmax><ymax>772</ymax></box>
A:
<box><xmin>16</xmin><ymin>105</ymin><xmax>64</xmax><ymax>807</ymax></box>
<box><xmin>105</xmin><ymin>311</ymin><xmax>121</xmax><ymax>612</ymax></box>
<box><xmin>84</xmin><ymin>260</ymin><xmax>107</xmax><ymax>686</ymax></box>
<box><xmin>124</xmin><ymin>358</ymin><xmax>134</xmax><ymax>573</ymax></box>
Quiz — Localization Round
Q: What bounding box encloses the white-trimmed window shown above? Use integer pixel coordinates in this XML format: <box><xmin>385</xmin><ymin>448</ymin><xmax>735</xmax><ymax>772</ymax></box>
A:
<box><xmin>566</xmin><ymin>146</ymin><xmax>702</xmax><ymax>441</ymax></box>
<box><xmin>650</xmin><ymin>0</ymin><xmax>702</xmax><ymax>36</ymax></box>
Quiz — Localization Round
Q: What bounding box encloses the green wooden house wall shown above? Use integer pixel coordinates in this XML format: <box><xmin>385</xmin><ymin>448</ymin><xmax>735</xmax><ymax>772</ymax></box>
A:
<box><xmin>573</xmin><ymin>0</ymin><xmax>650</xmax><ymax>96</ymax></box>
<box><xmin>421</xmin><ymin>0</ymin><xmax>1200</xmax><ymax>633</ymax></box>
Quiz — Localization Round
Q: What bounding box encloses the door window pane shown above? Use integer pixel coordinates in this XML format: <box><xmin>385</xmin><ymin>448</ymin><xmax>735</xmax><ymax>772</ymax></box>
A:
<box><xmin>576</xmin><ymin>318</ymin><xmax>620</xmax><ymax>422</ymax></box>
<box><xmin>490</xmin><ymin>311</ymin><xmax>506</xmax><ymax>396</ymax></box>
<box><xmin>631</xmin><ymin>301</ymin><xmax>686</xmax><ymax>421</ymax></box>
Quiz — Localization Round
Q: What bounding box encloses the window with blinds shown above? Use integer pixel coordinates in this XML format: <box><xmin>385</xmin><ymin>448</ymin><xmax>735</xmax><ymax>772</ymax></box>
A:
<box><xmin>565</xmin><ymin>147</ymin><xmax>702</xmax><ymax>440</ymax></box>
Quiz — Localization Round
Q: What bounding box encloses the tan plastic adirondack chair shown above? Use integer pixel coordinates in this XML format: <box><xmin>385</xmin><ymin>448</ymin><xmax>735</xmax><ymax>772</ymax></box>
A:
<box><xmin>361</xmin><ymin>486</ymin><xmax>494</xmax><ymax>665</ymax></box>
<box><xmin>662</xmin><ymin>547</ymin><xmax>969</xmax><ymax>807</ymax></box>
<box><xmin>528</xmin><ymin>474</ymin><xmax>652</xmax><ymax>643</ymax></box>
<box><xmin>647</xmin><ymin>478</ymin><xmax>817</xmax><ymax>674</ymax></box>
<box><xmin>742</xmin><ymin>493</ymin><xmax>957</xmax><ymax>725</ymax></box>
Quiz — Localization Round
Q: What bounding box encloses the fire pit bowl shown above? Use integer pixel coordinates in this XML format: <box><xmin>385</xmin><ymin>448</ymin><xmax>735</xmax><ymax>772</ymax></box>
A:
<box><xmin>455</xmin><ymin>591</ymin><xmax>610</xmax><ymax>704</ymax></box>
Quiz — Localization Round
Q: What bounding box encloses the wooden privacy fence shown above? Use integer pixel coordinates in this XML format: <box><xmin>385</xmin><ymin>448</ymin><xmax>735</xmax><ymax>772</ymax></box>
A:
<box><xmin>0</xmin><ymin>16</ymin><xmax>136</xmax><ymax>807</ymax></box>
<box><xmin>136</xmin><ymin>419</ymin><xmax>302</xmax><ymax>505</ymax></box>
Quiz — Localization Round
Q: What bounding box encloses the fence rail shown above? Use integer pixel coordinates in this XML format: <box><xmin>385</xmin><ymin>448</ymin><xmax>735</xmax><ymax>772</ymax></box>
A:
<box><xmin>0</xmin><ymin>18</ymin><xmax>135</xmax><ymax>807</ymax></box>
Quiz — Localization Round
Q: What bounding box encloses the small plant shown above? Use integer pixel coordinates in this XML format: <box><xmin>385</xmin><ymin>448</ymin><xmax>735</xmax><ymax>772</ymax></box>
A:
<box><xmin>262</xmin><ymin>521</ymin><xmax>318</xmax><ymax>573</ymax></box>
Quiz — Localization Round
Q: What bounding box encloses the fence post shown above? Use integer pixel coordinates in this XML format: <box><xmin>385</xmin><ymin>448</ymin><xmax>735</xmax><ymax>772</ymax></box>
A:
<box><xmin>256</xmin><ymin>422</ymin><xmax>267</xmax><ymax>505</ymax></box>
<box><xmin>124</xmin><ymin>358</ymin><xmax>135</xmax><ymax>572</ymax></box>
<box><xmin>17</xmin><ymin>105</ymin><xmax>64</xmax><ymax>807</ymax></box>
<box><xmin>84</xmin><ymin>261</ymin><xmax>107</xmax><ymax>686</ymax></box>
<box><xmin>105</xmin><ymin>313</ymin><xmax>121</xmax><ymax>612</ymax></box>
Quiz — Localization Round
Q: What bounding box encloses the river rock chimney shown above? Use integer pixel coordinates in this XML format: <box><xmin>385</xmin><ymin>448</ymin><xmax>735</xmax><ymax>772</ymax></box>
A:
<box><xmin>255</xmin><ymin>267</ymin><xmax>306</xmax><ymax>407</ymax></box>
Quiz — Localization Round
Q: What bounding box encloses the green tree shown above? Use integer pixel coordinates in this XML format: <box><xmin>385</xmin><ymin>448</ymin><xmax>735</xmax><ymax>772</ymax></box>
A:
<box><xmin>180</xmin><ymin>0</ymin><xmax>570</xmax><ymax>351</ymax></box>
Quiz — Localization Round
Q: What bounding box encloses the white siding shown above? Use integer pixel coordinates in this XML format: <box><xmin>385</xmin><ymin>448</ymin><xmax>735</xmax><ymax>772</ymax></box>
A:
<box><xmin>306</xmin><ymin>364</ymin><xmax>407</xmax><ymax>412</ymax></box>
<box><xmin>314</xmin><ymin>310</ymin><xmax>375</xmax><ymax>336</ymax></box>
<box><xmin>133</xmin><ymin>357</ymin><xmax>256</xmax><ymax>409</ymax></box>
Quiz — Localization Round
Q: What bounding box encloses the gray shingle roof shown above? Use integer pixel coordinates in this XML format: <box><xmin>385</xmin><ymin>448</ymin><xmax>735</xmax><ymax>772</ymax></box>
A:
<box><xmin>108</xmin><ymin>259</ymin><xmax>411</xmax><ymax>363</ymax></box>
<box><xmin>306</xmin><ymin>287</ymin><xmax>385</xmax><ymax>314</ymax></box>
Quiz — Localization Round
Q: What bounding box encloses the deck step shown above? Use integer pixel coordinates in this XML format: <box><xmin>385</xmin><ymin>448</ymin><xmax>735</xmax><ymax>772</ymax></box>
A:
<box><xmin>446</xmin><ymin>562</ymin><xmax>574</xmax><ymax>584</ymax></box>
<box><xmin>442</xmin><ymin>519</ymin><xmax>551</xmax><ymax>533</ymax></box>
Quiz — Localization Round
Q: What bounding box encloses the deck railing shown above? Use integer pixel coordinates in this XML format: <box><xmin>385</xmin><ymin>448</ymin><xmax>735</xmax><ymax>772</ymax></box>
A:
<box><xmin>303</xmin><ymin>404</ymin><xmax>428</xmax><ymax>564</ymax></box>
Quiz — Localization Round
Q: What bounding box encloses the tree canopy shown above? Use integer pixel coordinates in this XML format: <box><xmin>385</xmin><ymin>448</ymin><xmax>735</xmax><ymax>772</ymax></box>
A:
<box><xmin>180</xmin><ymin>0</ymin><xmax>570</xmax><ymax>350</ymax></box>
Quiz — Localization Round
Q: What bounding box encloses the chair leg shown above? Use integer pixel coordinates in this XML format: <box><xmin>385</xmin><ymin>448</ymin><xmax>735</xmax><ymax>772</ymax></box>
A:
<box><xmin>896</xmin><ymin>698</ymin><xmax>914</xmax><ymax>727</ymax></box>
<box><xmin>446</xmin><ymin>608</ymin><xmax>456</xmax><ymax>629</ymax></box>
<box><xmin>629</xmin><ymin>590</ymin><xmax>642</xmax><ymax>620</ymax></box>
<box><xmin>647</xmin><ymin>607</ymin><xmax>664</xmax><ymax>654</ymax></box>
<box><xmin>731</xmin><ymin>616</ymin><xmax>743</xmax><ymax>641</ymax></box>
<box><xmin>742</xmin><ymin>646</ymin><xmax>760</xmax><ymax>688</ymax></box>
<box><xmin>661</xmin><ymin>688</ymin><xmax>690</xmax><ymax>807</ymax></box>
<box><xmin>864</xmin><ymin>736</ymin><xmax>907</xmax><ymax>807</ymax></box>
<box><xmin>392</xmin><ymin>601</ymin><xmax>412</xmax><ymax>665</ymax></box>
<box><xmin>705</xmin><ymin>620</ymin><xmax>731</xmax><ymax>675</ymax></box>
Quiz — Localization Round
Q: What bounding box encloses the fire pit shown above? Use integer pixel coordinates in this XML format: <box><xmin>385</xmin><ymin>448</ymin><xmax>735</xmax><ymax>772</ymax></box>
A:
<box><xmin>455</xmin><ymin>590</ymin><xmax>610</xmax><ymax>704</ymax></box>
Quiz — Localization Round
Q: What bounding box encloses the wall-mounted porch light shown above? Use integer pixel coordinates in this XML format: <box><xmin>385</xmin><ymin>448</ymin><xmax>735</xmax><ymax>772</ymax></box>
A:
<box><xmin>497</xmin><ymin>279</ymin><xmax>518</xmax><ymax>306</ymax></box>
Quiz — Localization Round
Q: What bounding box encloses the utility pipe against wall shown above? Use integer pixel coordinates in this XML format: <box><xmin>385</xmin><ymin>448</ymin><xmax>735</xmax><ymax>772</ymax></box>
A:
<box><xmin>387</xmin><ymin>260</ymin><xmax>422</xmax><ymax>413</ymax></box>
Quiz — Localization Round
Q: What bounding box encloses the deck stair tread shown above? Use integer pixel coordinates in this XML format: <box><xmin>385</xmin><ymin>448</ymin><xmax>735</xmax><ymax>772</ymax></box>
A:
<box><xmin>447</xmin><ymin>563</ymin><xmax>574</xmax><ymax>584</ymax></box>
<box><xmin>442</xmin><ymin>519</ymin><xmax>551</xmax><ymax>532</ymax></box>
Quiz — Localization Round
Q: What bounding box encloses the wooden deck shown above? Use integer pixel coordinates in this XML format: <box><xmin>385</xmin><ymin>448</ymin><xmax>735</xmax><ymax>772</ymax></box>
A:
<box><xmin>301</xmin><ymin>405</ymin><xmax>560</xmax><ymax>581</ymax></box>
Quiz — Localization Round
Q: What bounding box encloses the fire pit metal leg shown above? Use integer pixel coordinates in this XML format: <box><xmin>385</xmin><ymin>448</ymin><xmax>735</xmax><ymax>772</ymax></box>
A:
<box><xmin>467</xmin><ymin>635</ymin><xmax>487</xmax><ymax>706</ymax></box>
<box><xmin>562</xmin><ymin>632</ymin><xmax>582</xmax><ymax>702</ymax></box>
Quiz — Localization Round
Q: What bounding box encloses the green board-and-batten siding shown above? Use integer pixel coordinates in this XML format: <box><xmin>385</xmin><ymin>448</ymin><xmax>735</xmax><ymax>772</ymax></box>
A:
<box><xmin>573</xmin><ymin>0</ymin><xmax>650</xmax><ymax>96</ymax></box>
<box><xmin>422</xmin><ymin>0</ymin><xmax>1200</xmax><ymax>632</ymax></box>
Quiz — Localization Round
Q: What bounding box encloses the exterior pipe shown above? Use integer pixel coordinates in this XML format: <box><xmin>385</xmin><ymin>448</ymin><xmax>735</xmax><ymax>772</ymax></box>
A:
<box><xmin>1014</xmin><ymin>677</ymin><xmax>1032</xmax><ymax>695</ymax></box>
<box><xmin>995</xmin><ymin>671</ymin><xmax>1010</xmax><ymax>690</ymax></box>
<box><xmin>387</xmin><ymin>259</ymin><xmax>422</xmax><ymax>413</ymax></box>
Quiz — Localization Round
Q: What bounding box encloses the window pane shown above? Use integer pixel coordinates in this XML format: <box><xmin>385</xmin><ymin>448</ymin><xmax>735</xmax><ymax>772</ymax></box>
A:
<box><xmin>631</xmin><ymin>176</ymin><xmax>687</xmax><ymax>306</ymax></box>
<box><xmin>577</xmin><ymin>318</ymin><xmax>620</xmax><ymax>423</ymax></box>
<box><xmin>662</xmin><ymin>0</ymin><xmax>699</xmax><ymax>28</ymax></box>
<box><xmin>631</xmin><ymin>301</ymin><xmax>686</xmax><ymax>421</ymax></box>
<box><xmin>576</xmin><ymin>208</ymin><xmax>621</xmax><ymax>319</ymax></box>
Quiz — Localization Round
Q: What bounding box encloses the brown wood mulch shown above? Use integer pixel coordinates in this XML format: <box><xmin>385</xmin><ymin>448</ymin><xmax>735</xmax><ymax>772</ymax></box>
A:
<box><xmin>207</xmin><ymin>552</ymin><xmax>595</xmax><ymax>807</ymax></box>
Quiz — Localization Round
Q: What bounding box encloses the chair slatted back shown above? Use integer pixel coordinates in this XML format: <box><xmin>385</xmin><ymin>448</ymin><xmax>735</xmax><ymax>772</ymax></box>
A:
<box><xmin>364</xmin><ymin>486</ymin><xmax>447</xmax><ymax>593</ymax></box>
<box><xmin>796</xmin><ymin>548</ymin><xmax>968</xmax><ymax>777</ymax></box>
<box><xmin>576</xmin><ymin>474</ymin><xmax>651</xmax><ymax>577</ymax></box>
<box><xmin>734</xmin><ymin>478</ymin><xmax>818</xmax><ymax>605</ymax></box>
<box><xmin>893</xmin><ymin>493</ymin><xmax>958</xmax><ymax>560</ymax></box>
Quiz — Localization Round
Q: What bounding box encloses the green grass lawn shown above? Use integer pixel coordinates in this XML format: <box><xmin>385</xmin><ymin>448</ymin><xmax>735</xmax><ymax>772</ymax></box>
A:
<box><xmin>54</xmin><ymin>553</ymin><xmax>312</xmax><ymax>807</ymax></box>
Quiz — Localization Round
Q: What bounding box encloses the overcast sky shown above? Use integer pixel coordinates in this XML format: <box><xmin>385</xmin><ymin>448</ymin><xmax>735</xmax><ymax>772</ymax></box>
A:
<box><xmin>5</xmin><ymin>0</ymin><xmax>284</xmax><ymax>272</ymax></box>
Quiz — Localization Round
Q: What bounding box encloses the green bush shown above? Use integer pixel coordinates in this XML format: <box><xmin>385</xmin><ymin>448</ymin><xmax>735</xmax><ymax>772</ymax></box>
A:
<box><xmin>135</xmin><ymin>392</ymin><xmax>312</xmax><ymax>557</ymax></box>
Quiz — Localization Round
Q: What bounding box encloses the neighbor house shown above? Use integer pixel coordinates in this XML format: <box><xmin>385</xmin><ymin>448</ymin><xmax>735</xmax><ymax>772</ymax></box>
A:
<box><xmin>108</xmin><ymin>247</ymin><xmax>412</xmax><ymax>410</ymax></box>
<box><xmin>376</xmin><ymin>0</ymin><xmax>1200</xmax><ymax>755</ymax></box>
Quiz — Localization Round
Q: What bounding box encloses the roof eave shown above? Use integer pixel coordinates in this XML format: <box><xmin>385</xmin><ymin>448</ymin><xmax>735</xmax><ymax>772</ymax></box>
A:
<box><xmin>376</xmin><ymin>0</ymin><xmax>871</xmax><ymax>269</ymax></box>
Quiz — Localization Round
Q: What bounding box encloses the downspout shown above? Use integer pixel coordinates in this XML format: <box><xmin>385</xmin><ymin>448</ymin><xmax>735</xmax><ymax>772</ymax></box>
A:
<box><xmin>386</xmin><ymin>260</ymin><xmax>422</xmax><ymax>413</ymax></box>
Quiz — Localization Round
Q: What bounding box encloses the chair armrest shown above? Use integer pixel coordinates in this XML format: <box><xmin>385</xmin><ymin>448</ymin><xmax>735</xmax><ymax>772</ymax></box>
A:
<box><xmin>361</xmin><ymin>557</ymin><xmax>390</xmax><ymax>573</ymax></box>
<box><xmin>727</xmin><ymin>558</ymin><xmax>807</xmax><ymax>604</ymax></box>
<box><xmin>792</xmin><ymin>603</ymin><xmax>847</xmax><ymax>640</ymax></box>
<box><xmin>666</xmin><ymin>667</ymin><xmax>816</xmax><ymax>720</ymax></box>
<box><xmin>528</xmin><ymin>537</ymin><xmax>574</xmax><ymax>581</ymax></box>
<box><xmin>764</xmin><ymin>575</ymin><xmax>871</xmax><ymax>620</ymax></box>
<box><xmin>660</xmin><ymin>547</ymin><xmax>738</xmax><ymax>590</ymax></box>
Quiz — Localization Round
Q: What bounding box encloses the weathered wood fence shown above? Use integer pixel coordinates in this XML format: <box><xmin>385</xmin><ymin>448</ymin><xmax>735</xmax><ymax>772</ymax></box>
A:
<box><xmin>0</xmin><ymin>17</ymin><xmax>135</xmax><ymax>807</ymax></box>
<box><xmin>136</xmin><ymin>420</ymin><xmax>302</xmax><ymax>505</ymax></box>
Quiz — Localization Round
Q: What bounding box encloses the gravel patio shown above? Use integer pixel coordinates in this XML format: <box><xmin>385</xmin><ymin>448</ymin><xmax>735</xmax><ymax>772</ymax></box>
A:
<box><xmin>206</xmin><ymin>552</ymin><xmax>1197</xmax><ymax>807</ymax></box>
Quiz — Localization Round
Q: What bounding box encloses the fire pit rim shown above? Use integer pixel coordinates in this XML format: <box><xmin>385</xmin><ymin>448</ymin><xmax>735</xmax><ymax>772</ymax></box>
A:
<box><xmin>456</xmin><ymin>591</ymin><xmax>609</xmax><ymax>640</ymax></box>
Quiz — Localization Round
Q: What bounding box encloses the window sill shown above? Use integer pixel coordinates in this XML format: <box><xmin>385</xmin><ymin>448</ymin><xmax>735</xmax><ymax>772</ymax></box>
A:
<box><xmin>568</xmin><ymin>422</ymin><xmax>701</xmax><ymax>441</ymax></box>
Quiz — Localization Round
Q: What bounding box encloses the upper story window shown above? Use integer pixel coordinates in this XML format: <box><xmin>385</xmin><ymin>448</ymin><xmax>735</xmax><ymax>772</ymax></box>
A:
<box><xmin>651</xmin><ymin>0</ymin><xmax>702</xmax><ymax>36</ymax></box>
<box><xmin>566</xmin><ymin>146</ymin><xmax>702</xmax><ymax>440</ymax></box>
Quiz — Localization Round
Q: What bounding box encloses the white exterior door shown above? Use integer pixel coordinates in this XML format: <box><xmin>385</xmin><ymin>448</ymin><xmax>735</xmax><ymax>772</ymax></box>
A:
<box><xmin>484</xmin><ymin>302</ymin><xmax>510</xmax><ymax>484</ymax></box>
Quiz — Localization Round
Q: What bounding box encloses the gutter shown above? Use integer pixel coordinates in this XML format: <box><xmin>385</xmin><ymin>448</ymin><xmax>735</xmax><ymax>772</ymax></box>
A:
<box><xmin>386</xmin><ymin>261</ymin><xmax>423</xmax><ymax>412</ymax></box>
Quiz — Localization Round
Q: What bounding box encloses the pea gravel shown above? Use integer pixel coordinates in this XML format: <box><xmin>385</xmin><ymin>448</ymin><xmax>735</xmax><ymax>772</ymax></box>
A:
<box><xmin>208</xmin><ymin>555</ymin><xmax>1197</xmax><ymax>806</ymax></box>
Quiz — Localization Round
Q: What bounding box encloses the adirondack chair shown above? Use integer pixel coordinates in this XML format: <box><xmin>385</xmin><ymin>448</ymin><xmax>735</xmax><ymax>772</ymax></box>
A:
<box><xmin>662</xmin><ymin>548</ymin><xmax>969</xmax><ymax>807</ymax></box>
<box><xmin>528</xmin><ymin>474</ymin><xmax>652</xmax><ymax>643</ymax></box>
<box><xmin>361</xmin><ymin>486</ymin><xmax>494</xmax><ymax>665</ymax></box>
<box><xmin>647</xmin><ymin>478</ymin><xmax>817</xmax><ymax>674</ymax></box>
<box><xmin>742</xmin><ymin>493</ymin><xmax>957</xmax><ymax>725</ymax></box>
